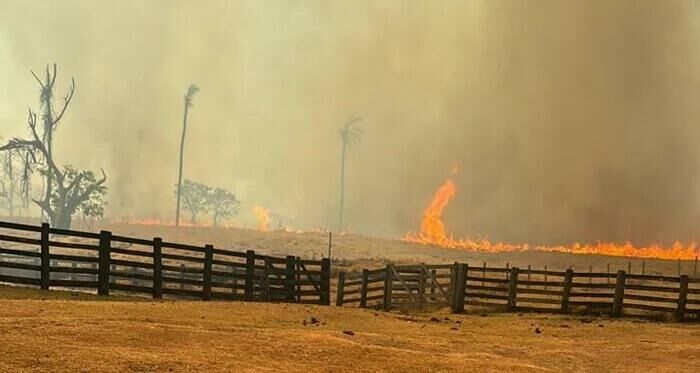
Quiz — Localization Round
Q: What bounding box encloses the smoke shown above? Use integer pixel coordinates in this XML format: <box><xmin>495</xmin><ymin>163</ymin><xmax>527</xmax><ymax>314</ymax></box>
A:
<box><xmin>1</xmin><ymin>0</ymin><xmax>699</xmax><ymax>245</ymax></box>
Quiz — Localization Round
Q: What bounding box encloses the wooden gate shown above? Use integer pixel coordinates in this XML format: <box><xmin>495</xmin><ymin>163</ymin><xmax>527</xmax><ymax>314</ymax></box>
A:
<box><xmin>389</xmin><ymin>265</ymin><xmax>453</xmax><ymax>309</ymax></box>
<box><xmin>255</xmin><ymin>255</ymin><xmax>330</xmax><ymax>304</ymax></box>
<box><xmin>336</xmin><ymin>264</ymin><xmax>454</xmax><ymax>310</ymax></box>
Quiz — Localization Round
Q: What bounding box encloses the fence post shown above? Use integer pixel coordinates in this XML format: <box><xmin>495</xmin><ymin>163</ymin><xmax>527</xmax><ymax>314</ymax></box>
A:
<box><xmin>98</xmin><ymin>230</ymin><xmax>112</xmax><ymax>296</ymax></box>
<box><xmin>612</xmin><ymin>270</ymin><xmax>626</xmax><ymax>317</ymax></box>
<box><xmin>264</xmin><ymin>257</ymin><xmax>273</xmax><ymax>301</ymax></box>
<box><xmin>295</xmin><ymin>257</ymin><xmax>301</xmax><ymax>302</ymax></box>
<box><xmin>418</xmin><ymin>265</ymin><xmax>425</xmax><ymax>310</ymax></box>
<box><xmin>561</xmin><ymin>269</ymin><xmax>574</xmax><ymax>313</ymax></box>
<box><xmin>153</xmin><ymin>237</ymin><xmax>163</xmax><ymax>299</ymax></box>
<box><xmin>320</xmin><ymin>258</ymin><xmax>331</xmax><ymax>306</ymax></box>
<box><xmin>285</xmin><ymin>256</ymin><xmax>296</xmax><ymax>301</ymax></box>
<box><xmin>463</xmin><ymin>264</ymin><xmax>468</xmax><ymax>308</ymax></box>
<box><xmin>450</xmin><ymin>262</ymin><xmax>459</xmax><ymax>311</ymax></box>
<box><xmin>179</xmin><ymin>263</ymin><xmax>185</xmax><ymax>290</ymax></box>
<box><xmin>383</xmin><ymin>264</ymin><xmax>394</xmax><ymax>311</ymax></box>
<box><xmin>40</xmin><ymin>223</ymin><xmax>50</xmax><ymax>290</ymax></box>
<box><xmin>430</xmin><ymin>269</ymin><xmax>437</xmax><ymax>301</ymax></box>
<box><xmin>675</xmin><ymin>275</ymin><xmax>689</xmax><ymax>321</ymax></box>
<box><xmin>244</xmin><ymin>250</ymin><xmax>255</xmax><ymax>301</ymax></box>
<box><xmin>202</xmin><ymin>244</ymin><xmax>213</xmax><ymax>301</ymax></box>
<box><xmin>360</xmin><ymin>269</ymin><xmax>369</xmax><ymax>308</ymax></box>
<box><xmin>447</xmin><ymin>261</ymin><xmax>457</xmax><ymax>298</ymax></box>
<box><xmin>507</xmin><ymin>267</ymin><xmax>519</xmax><ymax>311</ymax></box>
<box><xmin>452</xmin><ymin>263</ymin><xmax>467</xmax><ymax>313</ymax></box>
<box><xmin>336</xmin><ymin>271</ymin><xmax>346</xmax><ymax>306</ymax></box>
<box><xmin>527</xmin><ymin>265</ymin><xmax>531</xmax><ymax>289</ymax></box>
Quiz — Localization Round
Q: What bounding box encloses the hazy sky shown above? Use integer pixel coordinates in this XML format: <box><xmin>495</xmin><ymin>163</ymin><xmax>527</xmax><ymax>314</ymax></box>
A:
<box><xmin>1</xmin><ymin>0</ymin><xmax>700</xmax><ymax>245</ymax></box>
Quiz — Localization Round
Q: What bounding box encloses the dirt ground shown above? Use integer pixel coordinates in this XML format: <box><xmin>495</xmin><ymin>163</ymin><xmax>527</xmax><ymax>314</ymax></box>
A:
<box><xmin>0</xmin><ymin>285</ymin><xmax>698</xmax><ymax>372</ymax></box>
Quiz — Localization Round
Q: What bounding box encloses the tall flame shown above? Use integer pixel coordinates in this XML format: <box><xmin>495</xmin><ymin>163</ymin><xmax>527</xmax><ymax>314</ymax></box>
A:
<box><xmin>251</xmin><ymin>205</ymin><xmax>270</xmax><ymax>232</ymax></box>
<box><xmin>414</xmin><ymin>178</ymin><xmax>456</xmax><ymax>245</ymax></box>
<box><xmin>404</xmin><ymin>168</ymin><xmax>700</xmax><ymax>260</ymax></box>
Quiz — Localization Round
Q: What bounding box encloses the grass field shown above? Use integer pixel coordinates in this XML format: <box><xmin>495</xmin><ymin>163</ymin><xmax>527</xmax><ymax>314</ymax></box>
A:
<box><xmin>0</xmin><ymin>285</ymin><xmax>698</xmax><ymax>372</ymax></box>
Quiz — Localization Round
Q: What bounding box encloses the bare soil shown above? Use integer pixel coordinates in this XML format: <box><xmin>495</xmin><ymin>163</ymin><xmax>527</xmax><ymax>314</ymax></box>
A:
<box><xmin>0</xmin><ymin>285</ymin><xmax>698</xmax><ymax>372</ymax></box>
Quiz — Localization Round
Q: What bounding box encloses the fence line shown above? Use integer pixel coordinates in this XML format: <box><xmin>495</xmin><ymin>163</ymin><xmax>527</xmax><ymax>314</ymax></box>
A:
<box><xmin>337</xmin><ymin>263</ymin><xmax>700</xmax><ymax>321</ymax></box>
<box><xmin>0</xmin><ymin>221</ymin><xmax>331</xmax><ymax>305</ymax></box>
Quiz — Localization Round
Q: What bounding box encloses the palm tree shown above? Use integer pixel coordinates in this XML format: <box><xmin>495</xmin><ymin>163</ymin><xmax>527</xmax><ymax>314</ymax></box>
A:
<box><xmin>175</xmin><ymin>84</ymin><xmax>199</xmax><ymax>226</ymax></box>
<box><xmin>338</xmin><ymin>114</ymin><xmax>363</xmax><ymax>232</ymax></box>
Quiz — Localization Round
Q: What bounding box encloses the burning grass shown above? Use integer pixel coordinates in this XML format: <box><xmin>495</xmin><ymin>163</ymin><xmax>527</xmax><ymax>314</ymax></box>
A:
<box><xmin>403</xmin><ymin>169</ymin><xmax>700</xmax><ymax>261</ymax></box>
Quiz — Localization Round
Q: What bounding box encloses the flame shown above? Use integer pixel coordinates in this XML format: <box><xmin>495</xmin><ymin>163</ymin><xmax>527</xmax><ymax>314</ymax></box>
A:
<box><xmin>251</xmin><ymin>205</ymin><xmax>270</xmax><ymax>232</ymax></box>
<box><xmin>412</xmin><ymin>178</ymin><xmax>456</xmax><ymax>245</ymax></box>
<box><xmin>404</xmin><ymin>169</ymin><xmax>700</xmax><ymax>260</ymax></box>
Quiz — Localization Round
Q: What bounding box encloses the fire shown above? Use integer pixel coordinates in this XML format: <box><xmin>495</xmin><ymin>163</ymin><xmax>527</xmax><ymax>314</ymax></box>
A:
<box><xmin>251</xmin><ymin>205</ymin><xmax>270</xmax><ymax>232</ymax></box>
<box><xmin>412</xmin><ymin>178</ymin><xmax>456</xmax><ymax>245</ymax></box>
<box><xmin>404</xmin><ymin>168</ymin><xmax>700</xmax><ymax>260</ymax></box>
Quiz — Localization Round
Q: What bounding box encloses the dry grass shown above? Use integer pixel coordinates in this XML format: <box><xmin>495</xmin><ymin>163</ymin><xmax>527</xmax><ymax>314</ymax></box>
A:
<box><xmin>0</xmin><ymin>285</ymin><xmax>699</xmax><ymax>372</ymax></box>
<box><xmin>103</xmin><ymin>223</ymin><xmax>698</xmax><ymax>278</ymax></box>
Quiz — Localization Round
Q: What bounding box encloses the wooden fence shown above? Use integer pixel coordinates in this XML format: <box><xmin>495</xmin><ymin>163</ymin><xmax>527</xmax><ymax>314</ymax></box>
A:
<box><xmin>337</xmin><ymin>263</ymin><xmax>700</xmax><ymax>321</ymax></box>
<box><xmin>0</xmin><ymin>221</ymin><xmax>330</xmax><ymax>304</ymax></box>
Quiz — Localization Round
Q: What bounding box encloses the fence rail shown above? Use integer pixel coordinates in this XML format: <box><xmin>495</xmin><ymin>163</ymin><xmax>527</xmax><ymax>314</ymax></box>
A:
<box><xmin>337</xmin><ymin>263</ymin><xmax>700</xmax><ymax>321</ymax></box>
<box><xmin>0</xmin><ymin>221</ymin><xmax>330</xmax><ymax>305</ymax></box>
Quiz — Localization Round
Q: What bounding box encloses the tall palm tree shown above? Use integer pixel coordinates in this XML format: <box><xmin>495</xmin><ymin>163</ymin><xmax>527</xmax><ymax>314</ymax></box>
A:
<box><xmin>175</xmin><ymin>84</ymin><xmax>199</xmax><ymax>226</ymax></box>
<box><xmin>338</xmin><ymin>114</ymin><xmax>363</xmax><ymax>232</ymax></box>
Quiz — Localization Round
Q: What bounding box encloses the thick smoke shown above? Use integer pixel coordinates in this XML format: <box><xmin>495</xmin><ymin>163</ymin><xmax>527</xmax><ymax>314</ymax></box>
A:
<box><xmin>1</xmin><ymin>1</ymin><xmax>699</xmax><ymax>245</ymax></box>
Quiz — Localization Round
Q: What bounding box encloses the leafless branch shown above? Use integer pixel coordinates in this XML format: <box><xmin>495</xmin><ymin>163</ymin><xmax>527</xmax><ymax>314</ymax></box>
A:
<box><xmin>49</xmin><ymin>63</ymin><xmax>57</xmax><ymax>89</ymax></box>
<box><xmin>51</xmin><ymin>77</ymin><xmax>75</xmax><ymax>126</ymax></box>
<box><xmin>23</xmin><ymin>108</ymin><xmax>65</xmax><ymax>185</ymax></box>
<box><xmin>30</xmin><ymin>70</ymin><xmax>45</xmax><ymax>90</ymax></box>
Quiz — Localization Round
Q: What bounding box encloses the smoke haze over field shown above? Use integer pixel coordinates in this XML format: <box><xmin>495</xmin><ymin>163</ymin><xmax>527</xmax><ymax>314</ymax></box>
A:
<box><xmin>1</xmin><ymin>1</ymin><xmax>700</xmax><ymax>245</ymax></box>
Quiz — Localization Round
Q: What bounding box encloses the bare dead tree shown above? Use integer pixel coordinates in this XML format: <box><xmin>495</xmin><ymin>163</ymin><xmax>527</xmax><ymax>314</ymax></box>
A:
<box><xmin>175</xmin><ymin>84</ymin><xmax>199</xmax><ymax>226</ymax></box>
<box><xmin>0</xmin><ymin>64</ymin><xmax>106</xmax><ymax>229</ymax></box>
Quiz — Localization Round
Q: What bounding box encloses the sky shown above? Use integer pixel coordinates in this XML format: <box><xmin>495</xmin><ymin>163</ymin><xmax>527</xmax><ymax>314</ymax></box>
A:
<box><xmin>1</xmin><ymin>0</ymin><xmax>700</xmax><ymax>245</ymax></box>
